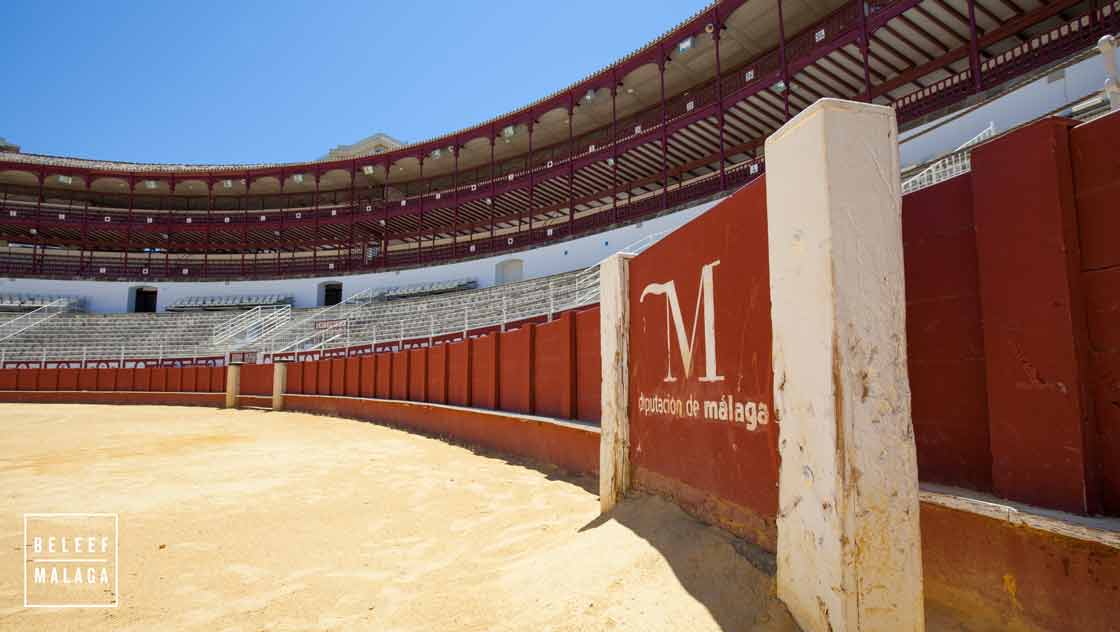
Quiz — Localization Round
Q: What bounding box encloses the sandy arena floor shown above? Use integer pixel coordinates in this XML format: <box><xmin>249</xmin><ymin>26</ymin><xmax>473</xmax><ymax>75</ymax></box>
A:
<box><xmin>0</xmin><ymin>403</ymin><xmax>805</xmax><ymax>631</ymax></box>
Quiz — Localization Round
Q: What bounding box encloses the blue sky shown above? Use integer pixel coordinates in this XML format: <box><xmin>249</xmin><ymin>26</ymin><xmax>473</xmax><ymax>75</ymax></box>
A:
<box><xmin>1</xmin><ymin>1</ymin><xmax>710</xmax><ymax>165</ymax></box>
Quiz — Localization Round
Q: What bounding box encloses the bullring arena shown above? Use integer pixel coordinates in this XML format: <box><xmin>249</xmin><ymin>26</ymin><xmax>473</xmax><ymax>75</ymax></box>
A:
<box><xmin>3</xmin><ymin>1</ymin><xmax>1120</xmax><ymax>630</ymax></box>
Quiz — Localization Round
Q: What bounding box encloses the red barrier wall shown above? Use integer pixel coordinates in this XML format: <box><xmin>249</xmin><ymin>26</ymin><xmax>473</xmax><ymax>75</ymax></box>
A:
<box><xmin>375</xmin><ymin>353</ymin><xmax>393</xmax><ymax>399</ymax></box>
<box><xmin>359</xmin><ymin>356</ymin><xmax>376</xmax><ymax>398</ymax></box>
<box><xmin>60</xmin><ymin>368</ymin><xmax>79</xmax><ymax>391</ymax></box>
<box><xmin>150</xmin><ymin>367</ymin><xmax>166</xmax><ymax>392</ymax></box>
<box><xmin>241</xmin><ymin>364</ymin><xmax>273</xmax><ymax>396</ymax></box>
<box><xmin>287</xmin><ymin>362</ymin><xmax>303</xmax><ymax>394</ymax></box>
<box><xmin>344</xmin><ymin>357</ymin><xmax>360</xmax><ymax>396</ymax></box>
<box><xmin>0</xmin><ymin>369</ymin><xmax>16</xmax><ymax>390</ymax></box>
<box><xmin>447</xmin><ymin>339</ymin><xmax>471</xmax><ymax>407</ymax></box>
<box><xmin>575</xmin><ymin>308</ymin><xmax>601</xmax><ymax>422</ymax></box>
<box><xmin>628</xmin><ymin>178</ymin><xmax>778</xmax><ymax>548</ymax></box>
<box><xmin>303</xmin><ymin>361</ymin><xmax>318</xmax><ymax>394</ymax></box>
<box><xmin>117</xmin><ymin>368</ymin><xmax>134</xmax><ymax>391</ymax></box>
<box><xmin>471</xmin><ymin>335</ymin><xmax>498</xmax><ymax>409</ymax></box>
<box><xmin>97</xmin><ymin>368</ymin><xmax>116</xmax><ymax>391</ymax></box>
<box><xmin>391</xmin><ymin>352</ymin><xmax>409</xmax><ymax>400</ymax></box>
<box><xmin>284</xmin><ymin>395</ymin><xmax>598</xmax><ymax>476</ymax></box>
<box><xmin>902</xmin><ymin>176</ymin><xmax>992</xmax><ymax>492</ymax></box>
<box><xmin>329</xmin><ymin>358</ymin><xmax>345</xmax><ymax>396</ymax></box>
<box><xmin>533</xmin><ymin>314</ymin><xmax>574</xmax><ymax>419</ymax></box>
<box><xmin>408</xmin><ymin>348</ymin><xmax>427</xmax><ymax>402</ymax></box>
<box><xmin>1072</xmin><ymin>111</ymin><xmax>1120</xmax><ymax>515</ymax></box>
<box><xmin>972</xmin><ymin>118</ymin><xmax>1094</xmax><ymax>514</ymax></box>
<box><xmin>315</xmin><ymin>360</ymin><xmax>331</xmax><ymax>396</ymax></box>
<box><xmin>428</xmin><ymin>345</ymin><xmax>448</xmax><ymax>404</ymax></box>
<box><xmin>182</xmin><ymin>366</ymin><xmax>197</xmax><ymax>392</ymax></box>
<box><xmin>499</xmin><ymin>325</ymin><xmax>533</xmax><ymax>414</ymax></box>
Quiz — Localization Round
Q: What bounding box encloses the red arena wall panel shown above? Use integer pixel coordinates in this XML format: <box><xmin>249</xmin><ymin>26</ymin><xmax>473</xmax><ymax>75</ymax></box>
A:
<box><xmin>302</xmin><ymin>361</ymin><xmax>318</xmax><ymax>395</ymax></box>
<box><xmin>115</xmin><ymin>368</ymin><xmax>134</xmax><ymax>391</ymax></box>
<box><xmin>471</xmin><ymin>335</ymin><xmax>498</xmax><ymax>410</ymax></box>
<box><xmin>0</xmin><ymin>369</ymin><xmax>17</xmax><ymax>390</ymax></box>
<box><xmin>197</xmin><ymin>367</ymin><xmax>214</xmax><ymax>392</ymax></box>
<box><xmin>214</xmin><ymin>367</ymin><xmax>227</xmax><ymax>393</ymax></box>
<box><xmin>427</xmin><ymin>345</ymin><xmax>448</xmax><ymax>405</ymax></box>
<box><xmin>1071</xmin><ymin>111</ymin><xmax>1120</xmax><ymax>515</ymax></box>
<box><xmin>391</xmin><ymin>352</ymin><xmax>410</xmax><ymax>400</ymax></box>
<box><xmin>971</xmin><ymin>118</ymin><xmax>1094</xmax><ymax>515</ymax></box>
<box><xmin>286</xmin><ymin>362</ymin><xmax>303</xmax><ymax>394</ymax></box>
<box><xmin>313</xmin><ymin>360</ymin><xmax>329</xmax><ymax>396</ymax></box>
<box><xmin>902</xmin><ymin>175</ymin><xmax>992</xmax><ymax>492</ymax></box>
<box><xmin>447</xmin><ymin>339</ymin><xmax>471</xmax><ymax>407</ymax></box>
<box><xmin>575</xmin><ymin>308</ymin><xmax>601</xmax><ymax>422</ymax></box>
<box><xmin>498</xmin><ymin>325</ymin><xmax>534</xmax><ymax>415</ymax></box>
<box><xmin>533</xmin><ymin>314</ymin><xmax>574</xmax><ymax>419</ymax></box>
<box><xmin>96</xmin><ymin>367</ymin><xmax>117</xmax><ymax>391</ymax></box>
<box><xmin>59</xmin><ymin>368</ymin><xmax>80</xmax><ymax>391</ymax></box>
<box><xmin>330</xmin><ymin>358</ymin><xmax>346</xmax><ymax>396</ymax></box>
<box><xmin>149</xmin><ymin>367</ymin><xmax>166</xmax><ymax>392</ymax></box>
<box><xmin>375</xmin><ymin>353</ymin><xmax>393</xmax><ymax>399</ymax></box>
<box><xmin>37</xmin><ymin>368</ymin><xmax>58</xmax><ymax>391</ymax></box>
<box><xmin>627</xmin><ymin>179</ymin><xmax>778</xmax><ymax>548</ymax></box>
<box><xmin>167</xmin><ymin>367</ymin><xmax>184</xmax><ymax>393</ymax></box>
<box><xmin>240</xmin><ymin>364</ymin><xmax>273</xmax><ymax>397</ymax></box>
<box><xmin>345</xmin><ymin>357</ymin><xmax>361</xmax><ymax>397</ymax></box>
<box><xmin>359</xmin><ymin>356</ymin><xmax>376</xmax><ymax>398</ymax></box>
<box><xmin>408</xmin><ymin>348</ymin><xmax>427</xmax><ymax>402</ymax></box>
<box><xmin>181</xmin><ymin>367</ymin><xmax>198</xmax><ymax>393</ymax></box>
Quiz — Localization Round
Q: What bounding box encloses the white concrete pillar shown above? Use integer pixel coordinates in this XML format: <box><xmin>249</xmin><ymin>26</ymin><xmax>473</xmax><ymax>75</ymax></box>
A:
<box><xmin>765</xmin><ymin>99</ymin><xmax>923</xmax><ymax>632</ymax></box>
<box><xmin>272</xmin><ymin>362</ymin><xmax>288</xmax><ymax>411</ymax></box>
<box><xmin>224</xmin><ymin>364</ymin><xmax>241</xmax><ymax>410</ymax></box>
<box><xmin>599</xmin><ymin>253</ymin><xmax>633</xmax><ymax>513</ymax></box>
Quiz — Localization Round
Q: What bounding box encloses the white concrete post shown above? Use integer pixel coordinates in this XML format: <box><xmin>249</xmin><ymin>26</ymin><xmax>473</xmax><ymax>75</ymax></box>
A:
<box><xmin>765</xmin><ymin>99</ymin><xmax>923</xmax><ymax>632</ymax></box>
<box><xmin>599</xmin><ymin>252</ymin><xmax>633</xmax><ymax>513</ymax></box>
<box><xmin>1100</xmin><ymin>35</ymin><xmax>1120</xmax><ymax>112</ymax></box>
<box><xmin>272</xmin><ymin>362</ymin><xmax>287</xmax><ymax>411</ymax></box>
<box><xmin>224</xmin><ymin>364</ymin><xmax>241</xmax><ymax>409</ymax></box>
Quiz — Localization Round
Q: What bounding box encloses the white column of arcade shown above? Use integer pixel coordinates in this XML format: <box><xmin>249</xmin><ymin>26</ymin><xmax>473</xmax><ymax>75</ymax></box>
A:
<box><xmin>765</xmin><ymin>99</ymin><xmax>924</xmax><ymax>632</ymax></box>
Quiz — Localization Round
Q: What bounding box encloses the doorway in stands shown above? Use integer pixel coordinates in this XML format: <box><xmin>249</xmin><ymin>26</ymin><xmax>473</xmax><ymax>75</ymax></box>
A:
<box><xmin>320</xmin><ymin>281</ymin><xmax>343</xmax><ymax>306</ymax></box>
<box><xmin>131</xmin><ymin>287</ymin><xmax>158</xmax><ymax>313</ymax></box>
<box><xmin>495</xmin><ymin>259</ymin><xmax>524</xmax><ymax>285</ymax></box>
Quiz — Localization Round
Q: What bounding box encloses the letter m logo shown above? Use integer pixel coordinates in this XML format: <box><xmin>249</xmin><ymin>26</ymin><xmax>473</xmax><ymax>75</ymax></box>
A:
<box><xmin>639</xmin><ymin>260</ymin><xmax>724</xmax><ymax>383</ymax></box>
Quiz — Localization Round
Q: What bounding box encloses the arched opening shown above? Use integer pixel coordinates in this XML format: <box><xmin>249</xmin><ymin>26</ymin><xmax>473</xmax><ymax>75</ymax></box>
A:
<box><xmin>319</xmin><ymin>281</ymin><xmax>343</xmax><ymax>306</ymax></box>
<box><xmin>495</xmin><ymin>259</ymin><xmax>524</xmax><ymax>285</ymax></box>
<box><xmin>129</xmin><ymin>286</ymin><xmax>158</xmax><ymax>313</ymax></box>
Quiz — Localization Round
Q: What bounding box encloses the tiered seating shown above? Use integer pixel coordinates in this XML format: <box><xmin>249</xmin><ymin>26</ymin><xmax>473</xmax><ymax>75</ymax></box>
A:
<box><xmin>168</xmin><ymin>294</ymin><xmax>293</xmax><ymax>312</ymax></box>
<box><xmin>249</xmin><ymin>269</ymin><xmax>595</xmax><ymax>355</ymax></box>
<box><xmin>380</xmin><ymin>278</ymin><xmax>476</xmax><ymax>300</ymax></box>
<box><xmin>0</xmin><ymin>311</ymin><xmax>234</xmax><ymax>364</ymax></box>
<box><xmin>0</xmin><ymin>294</ymin><xmax>85</xmax><ymax>312</ymax></box>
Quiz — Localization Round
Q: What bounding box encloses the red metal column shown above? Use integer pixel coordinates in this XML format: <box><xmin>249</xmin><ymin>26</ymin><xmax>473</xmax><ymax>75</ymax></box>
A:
<box><xmin>659</xmin><ymin>49</ymin><xmax>669</xmax><ymax>211</ymax></box>
<box><xmin>567</xmin><ymin>94</ymin><xmax>575</xmax><ymax>236</ymax></box>
<box><xmin>417</xmin><ymin>156</ymin><xmax>425</xmax><ymax>264</ymax></box>
<box><xmin>965</xmin><ymin>0</ymin><xmax>984</xmax><ymax>92</ymax></box>
<box><xmin>489</xmin><ymin>128</ymin><xmax>496</xmax><ymax>245</ymax></box>
<box><xmin>452</xmin><ymin>138</ymin><xmax>460</xmax><ymax>253</ymax></box>
<box><xmin>527</xmin><ymin>118</ymin><xmax>534</xmax><ymax>242</ymax></box>
<box><xmin>777</xmin><ymin>0</ymin><xmax>791</xmax><ymax>119</ymax></box>
<box><xmin>33</xmin><ymin>171</ymin><xmax>44</xmax><ymax>274</ymax></box>
<box><xmin>857</xmin><ymin>0</ymin><xmax>873</xmax><ymax>101</ymax></box>
<box><xmin>381</xmin><ymin>163</ymin><xmax>390</xmax><ymax>269</ymax></box>
<box><xmin>348</xmin><ymin>162</ymin><xmax>356</xmax><ymax>271</ymax></box>
<box><xmin>713</xmin><ymin>6</ymin><xmax>727</xmax><ymax>189</ymax></box>
<box><xmin>610</xmin><ymin>72</ymin><xmax>619</xmax><ymax>224</ymax></box>
<box><xmin>277</xmin><ymin>176</ymin><xmax>285</xmax><ymax>274</ymax></box>
<box><xmin>971</xmin><ymin>118</ymin><xmax>1096</xmax><ymax>514</ymax></box>
<box><xmin>243</xmin><ymin>172</ymin><xmax>251</xmax><ymax>276</ymax></box>
<box><xmin>124</xmin><ymin>175</ymin><xmax>134</xmax><ymax>275</ymax></box>
<box><xmin>81</xmin><ymin>179</ymin><xmax>90</xmax><ymax>276</ymax></box>
<box><xmin>205</xmin><ymin>179</ymin><xmax>214</xmax><ymax>278</ymax></box>
<box><xmin>312</xmin><ymin>172</ymin><xmax>320</xmax><ymax>274</ymax></box>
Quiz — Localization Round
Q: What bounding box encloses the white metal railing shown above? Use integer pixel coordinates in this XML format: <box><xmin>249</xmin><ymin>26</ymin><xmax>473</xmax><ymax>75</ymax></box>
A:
<box><xmin>211</xmin><ymin>305</ymin><xmax>291</xmax><ymax>346</ymax></box>
<box><xmin>0</xmin><ymin>299</ymin><xmax>70</xmax><ymax>344</ymax></box>
<box><xmin>902</xmin><ymin>123</ymin><xmax>996</xmax><ymax>195</ymax></box>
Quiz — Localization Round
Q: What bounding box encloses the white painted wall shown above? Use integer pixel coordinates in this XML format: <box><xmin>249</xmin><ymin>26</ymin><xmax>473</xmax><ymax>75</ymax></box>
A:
<box><xmin>900</xmin><ymin>51</ymin><xmax>1110</xmax><ymax>167</ymax></box>
<box><xmin>0</xmin><ymin>200</ymin><xmax>717</xmax><ymax>314</ymax></box>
